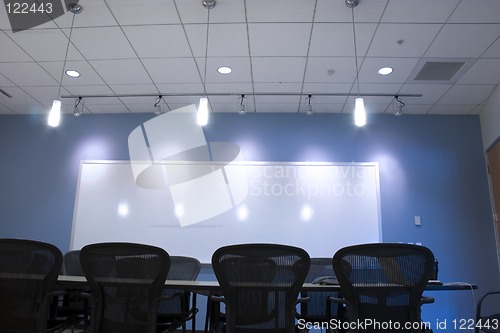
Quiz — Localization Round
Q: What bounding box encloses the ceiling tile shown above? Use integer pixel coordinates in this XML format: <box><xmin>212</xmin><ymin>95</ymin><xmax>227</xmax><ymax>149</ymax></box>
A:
<box><xmin>448</xmin><ymin>0</ymin><xmax>500</xmax><ymax>23</ymax></box>
<box><xmin>176</xmin><ymin>0</ymin><xmax>246</xmax><ymax>24</ymax></box>
<box><xmin>367</xmin><ymin>24</ymin><xmax>441</xmax><ymax>57</ymax></box>
<box><xmin>6</xmin><ymin>29</ymin><xmax>82</xmax><ymax>61</ymax></box>
<box><xmin>457</xmin><ymin>59</ymin><xmax>500</xmax><ymax>85</ymax></box>
<box><xmin>0</xmin><ymin>86</ymin><xmax>41</xmax><ymax>106</ymax></box>
<box><xmin>200</xmin><ymin>57</ymin><xmax>251</xmax><ymax>83</ymax></box>
<box><xmin>123</xmin><ymin>25</ymin><xmax>192</xmax><ymax>58</ymax></box>
<box><xmin>381</xmin><ymin>0</ymin><xmax>459</xmax><ymax>23</ymax></box>
<box><xmin>106</xmin><ymin>0</ymin><xmax>181</xmax><ymax>25</ymax></box>
<box><xmin>251</xmin><ymin>57</ymin><xmax>307</xmax><ymax>83</ymax></box>
<box><xmin>185</xmin><ymin>23</ymin><xmax>249</xmax><ymax>57</ymax></box>
<box><xmin>253</xmin><ymin>83</ymin><xmax>304</xmax><ymax>94</ymax></box>
<box><xmin>71</xmin><ymin>1</ymin><xmax>117</xmax><ymax>27</ymax></box>
<box><xmin>246</xmin><ymin>0</ymin><xmax>315</xmax><ymax>22</ymax></box>
<box><xmin>309</xmin><ymin>23</ymin><xmax>377</xmax><ymax>57</ymax></box>
<box><xmin>315</xmin><ymin>0</ymin><xmax>386</xmax><ymax>23</ymax></box>
<box><xmin>90</xmin><ymin>59</ymin><xmax>153</xmax><ymax>85</ymax></box>
<box><xmin>64</xmin><ymin>85</ymin><xmax>114</xmax><ymax>97</ymax></box>
<box><xmin>398</xmin><ymin>83</ymin><xmax>452</xmax><ymax>105</ymax></box>
<box><xmin>248</xmin><ymin>23</ymin><xmax>311</xmax><ymax>57</ymax></box>
<box><xmin>39</xmin><ymin>60</ymin><xmax>106</xmax><ymax>86</ymax></box>
<box><xmin>109</xmin><ymin>84</ymin><xmax>160</xmax><ymax>95</ymax></box>
<box><xmin>302</xmin><ymin>82</ymin><xmax>353</xmax><ymax>95</ymax></box>
<box><xmin>156</xmin><ymin>83</ymin><xmax>204</xmax><ymax>94</ymax></box>
<box><xmin>142</xmin><ymin>58</ymin><xmax>201</xmax><ymax>84</ymax></box>
<box><xmin>205</xmin><ymin>83</ymin><xmax>253</xmax><ymax>94</ymax></box>
<box><xmin>482</xmin><ymin>38</ymin><xmax>500</xmax><ymax>58</ymax></box>
<box><xmin>437</xmin><ymin>84</ymin><xmax>496</xmax><ymax>105</ymax></box>
<box><xmin>304</xmin><ymin>57</ymin><xmax>355</xmax><ymax>83</ymax></box>
<box><xmin>425</xmin><ymin>24</ymin><xmax>500</xmax><ymax>58</ymax></box>
<box><xmin>71</xmin><ymin>27</ymin><xmax>137</xmax><ymax>60</ymax></box>
<box><xmin>0</xmin><ymin>62</ymin><xmax>58</xmax><ymax>86</ymax></box>
<box><xmin>428</xmin><ymin>104</ymin><xmax>477</xmax><ymax>114</ymax></box>
<box><xmin>359</xmin><ymin>57</ymin><xmax>420</xmax><ymax>84</ymax></box>
<box><xmin>0</xmin><ymin>33</ymin><xmax>31</xmax><ymax>62</ymax></box>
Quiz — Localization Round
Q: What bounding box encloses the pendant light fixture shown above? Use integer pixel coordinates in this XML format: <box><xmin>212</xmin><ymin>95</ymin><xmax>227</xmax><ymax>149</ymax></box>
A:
<box><xmin>197</xmin><ymin>0</ymin><xmax>215</xmax><ymax>126</ymax></box>
<box><xmin>48</xmin><ymin>3</ymin><xmax>81</xmax><ymax>127</ymax></box>
<box><xmin>347</xmin><ymin>0</ymin><xmax>366</xmax><ymax>127</ymax></box>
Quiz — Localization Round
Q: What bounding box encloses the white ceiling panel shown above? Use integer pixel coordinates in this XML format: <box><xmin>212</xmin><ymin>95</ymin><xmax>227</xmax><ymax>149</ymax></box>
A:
<box><xmin>304</xmin><ymin>57</ymin><xmax>355</xmax><ymax>83</ymax></box>
<box><xmin>359</xmin><ymin>58</ymin><xmax>420</xmax><ymax>84</ymax></box>
<box><xmin>437</xmin><ymin>84</ymin><xmax>496</xmax><ymax>105</ymax></box>
<box><xmin>185</xmin><ymin>23</ymin><xmax>249</xmax><ymax>57</ymax></box>
<box><xmin>143</xmin><ymin>58</ymin><xmax>201</xmax><ymax>84</ymax></box>
<box><xmin>448</xmin><ymin>0</ymin><xmax>500</xmax><ymax>24</ymax></box>
<box><xmin>106</xmin><ymin>0</ymin><xmax>181</xmax><ymax>25</ymax></box>
<box><xmin>251</xmin><ymin>57</ymin><xmax>307</xmax><ymax>83</ymax></box>
<box><xmin>248</xmin><ymin>23</ymin><xmax>312</xmax><ymax>57</ymax></box>
<box><xmin>425</xmin><ymin>24</ymin><xmax>500</xmax><ymax>58</ymax></box>
<box><xmin>316</xmin><ymin>0</ymin><xmax>386</xmax><ymax>23</ymax></box>
<box><xmin>398</xmin><ymin>83</ymin><xmax>452</xmax><ymax>105</ymax></box>
<box><xmin>246</xmin><ymin>0</ymin><xmax>316</xmax><ymax>23</ymax></box>
<box><xmin>0</xmin><ymin>63</ymin><xmax>57</xmax><ymax>86</ymax></box>
<box><xmin>367</xmin><ymin>24</ymin><xmax>442</xmax><ymax>57</ymax></box>
<box><xmin>428</xmin><ymin>104</ymin><xmax>478</xmax><ymax>115</ymax></box>
<box><xmin>123</xmin><ymin>25</ymin><xmax>192</xmax><ymax>58</ymax></box>
<box><xmin>381</xmin><ymin>0</ymin><xmax>459</xmax><ymax>23</ymax></box>
<box><xmin>90</xmin><ymin>59</ymin><xmax>153</xmax><ymax>85</ymax></box>
<box><xmin>457</xmin><ymin>59</ymin><xmax>500</xmax><ymax>85</ymax></box>
<box><xmin>70</xmin><ymin>27</ymin><xmax>137</xmax><ymax>60</ymax></box>
<box><xmin>39</xmin><ymin>60</ymin><xmax>106</xmax><ymax>86</ymax></box>
<box><xmin>0</xmin><ymin>33</ymin><xmax>31</xmax><ymax>62</ymax></box>
<box><xmin>309</xmin><ymin>23</ymin><xmax>377</xmax><ymax>57</ymax></box>
<box><xmin>6</xmin><ymin>29</ymin><xmax>79</xmax><ymax>61</ymax></box>
<box><xmin>176</xmin><ymin>0</ymin><xmax>246</xmax><ymax>24</ymax></box>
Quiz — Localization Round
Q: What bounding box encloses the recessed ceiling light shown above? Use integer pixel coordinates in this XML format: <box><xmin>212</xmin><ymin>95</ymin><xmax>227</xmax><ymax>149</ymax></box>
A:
<box><xmin>65</xmin><ymin>69</ymin><xmax>81</xmax><ymax>78</ymax></box>
<box><xmin>378</xmin><ymin>67</ymin><xmax>393</xmax><ymax>75</ymax></box>
<box><xmin>217</xmin><ymin>66</ymin><xmax>232</xmax><ymax>75</ymax></box>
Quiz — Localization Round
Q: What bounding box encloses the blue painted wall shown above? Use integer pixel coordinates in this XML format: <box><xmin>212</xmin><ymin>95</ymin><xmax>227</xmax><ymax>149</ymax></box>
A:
<box><xmin>0</xmin><ymin>112</ymin><xmax>497</xmax><ymax>329</ymax></box>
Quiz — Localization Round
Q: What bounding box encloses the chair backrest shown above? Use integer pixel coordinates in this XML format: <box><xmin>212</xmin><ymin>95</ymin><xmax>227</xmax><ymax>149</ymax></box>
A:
<box><xmin>300</xmin><ymin>258</ymin><xmax>338</xmax><ymax>321</ymax></box>
<box><xmin>332</xmin><ymin>243</ymin><xmax>435</xmax><ymax>333</ymax></box>
<box><xmin>158</xmin><ymin>256</ymin><xmax>201</xmax><ymax>315</ymax></box>
<box><xmin>0</xmin><ymin>238</ymin><xmax>62</xmax><ymax>333</ymax></box>
<box><xmin>79</xmin><ymin>242</ymin><xmax>170</xmax><ymax>333</ymax></box>
<box><xmin>212</xmin><ymin>243</ymin><xmax>310</xmax><ymax>333</ymax></box>
<box><xmin>63</xmin><ymin>250</ymin><xmax>83</xmax><ymax>276</ymax></box>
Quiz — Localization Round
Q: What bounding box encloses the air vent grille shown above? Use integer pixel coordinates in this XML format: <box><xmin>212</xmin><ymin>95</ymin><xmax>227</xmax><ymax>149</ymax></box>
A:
<box><xmin>414</xmin><ymin>61</ymin><xmax>465</xmax><ymax>81</ymax></box>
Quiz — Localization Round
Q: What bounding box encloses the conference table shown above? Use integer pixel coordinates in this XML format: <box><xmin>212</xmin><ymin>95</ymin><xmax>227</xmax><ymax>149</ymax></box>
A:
<box><xmin>56</xmin><ymin>275</ymin><xmax>477</xmax><ymax>332</ymax></box>
<box><xmin>57</xmin><ymin>274</ymin><xmax>477</xmax><ymax>291</ymax></box>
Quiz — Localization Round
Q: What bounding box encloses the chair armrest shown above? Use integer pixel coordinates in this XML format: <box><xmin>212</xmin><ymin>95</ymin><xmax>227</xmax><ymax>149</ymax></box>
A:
<box><xmin>421</xmin><ymin>296</ymin><xmax>435</xmax><ymax>305</ymax></box>
<box><xmin>210</xmin><ymin>295</ymin><xmax>226</xmax><ymax>304</ymax></box>
<box><xmin>294</xmin><ymin>296</ymin><xmax>310</xmax><ymax>318</ymax></box>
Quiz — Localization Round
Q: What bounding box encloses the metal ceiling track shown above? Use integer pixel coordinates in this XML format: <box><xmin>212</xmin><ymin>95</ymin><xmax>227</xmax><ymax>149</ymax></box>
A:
<box><xmin>61</xmin><ymin>93</ymin><xmax>422</xmax><ymax>99</ymax></box>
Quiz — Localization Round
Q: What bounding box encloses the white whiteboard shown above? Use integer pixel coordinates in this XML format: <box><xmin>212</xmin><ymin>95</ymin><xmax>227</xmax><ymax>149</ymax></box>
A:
<box><xmin>71</xmin><ymin>160</ymin><xmax>381</xmax><ymax>263</ymax></box>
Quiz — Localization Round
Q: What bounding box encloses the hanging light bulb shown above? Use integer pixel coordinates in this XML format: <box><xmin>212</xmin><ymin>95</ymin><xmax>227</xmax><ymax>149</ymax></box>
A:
<box><xmin>48</xmin><ymin>100</ymin><xmax>61</xmax><ymax>127</ymax></box>
<box><xmin>354</xmin><ymin>97</ymin><xmax>366</xmax><ymax>127</ymax></box>
<box><xmin>197</xmin><ymin>97</ymin><xmax>209</xmax><ymax>126</ymax></box>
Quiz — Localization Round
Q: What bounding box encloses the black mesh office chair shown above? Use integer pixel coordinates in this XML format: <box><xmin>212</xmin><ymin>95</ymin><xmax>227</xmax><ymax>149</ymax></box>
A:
<box><xmin>51</xmin><ymin>250</ymin><xmax>90</xmax><ymax>332</ymax></box>
<box><xmin>157</xmin><ymin>256</ymin><xmax>201</xmax><ymax>333</ymax></box>
<box><xmin>332</xmin><ymin>243</ymin><xmax>435</xmax><ymax>333</ymax></box>
<box><xmin>475</xmin><ymin>292</ymin><xmax>500</xmax><ymax>333</ymax></box>
<box><xmin>0</xmin><ymin>238</ymin><xmax>63</xmax><ymax>333</ymax></box>
<box><xmin>211</xmin><ymin>243</ymin><xmax>311</xmax><ymax>333</ymax></box>
<box><xmin>79</xmin><ymin>242</ymin><xmax>170</xmax><ymax>333</ymax></box>
<box><xmin>297</xmin><ymin>258</ymin><xmax>343</xmax><ymax>331</ymax></box>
